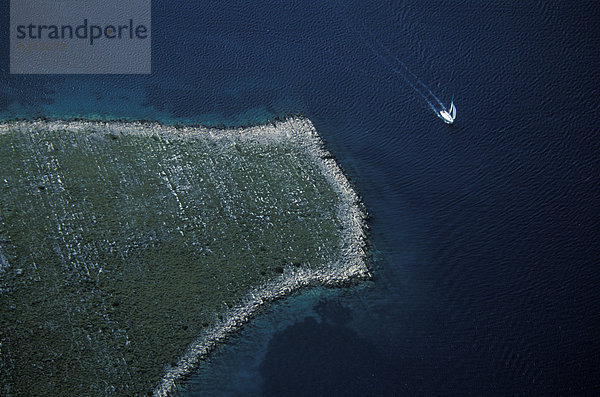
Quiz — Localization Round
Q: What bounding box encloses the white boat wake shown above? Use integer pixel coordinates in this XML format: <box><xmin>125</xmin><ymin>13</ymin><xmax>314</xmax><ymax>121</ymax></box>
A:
<box><xmin>337</xmin><ymin>2</ymin><xmax>455</xmax><ymax>124</ymax></box>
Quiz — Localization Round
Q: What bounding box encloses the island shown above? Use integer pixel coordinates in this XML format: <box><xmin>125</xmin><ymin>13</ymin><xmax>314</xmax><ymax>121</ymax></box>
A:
<box><xmin>0</xmin><ymin>117</ymin><xmax>369</xmax><ymax>396</ymax></box>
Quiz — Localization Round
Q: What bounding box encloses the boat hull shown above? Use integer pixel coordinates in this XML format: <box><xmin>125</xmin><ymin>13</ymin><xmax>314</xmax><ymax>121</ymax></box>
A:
<box><xmin>439</xmin><ymin>101</ymin><xmax>456</xmax><ymax>124</ymax></box>
<box><xmin>439</xmin><ymin>110</ymin><xmax>454</xmax><ymax>124</ymax></box>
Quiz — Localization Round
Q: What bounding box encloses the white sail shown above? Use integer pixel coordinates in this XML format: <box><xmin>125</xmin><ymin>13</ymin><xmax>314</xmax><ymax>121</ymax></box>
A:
<box><xmin>438</xmin><ymin>101</ymin><xmax>456</xmax><ymax>124</ymax></box>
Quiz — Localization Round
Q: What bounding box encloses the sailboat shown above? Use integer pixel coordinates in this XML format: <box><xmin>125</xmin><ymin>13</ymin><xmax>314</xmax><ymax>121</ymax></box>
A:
<box><xmin>438</xmin><ymin>101</ymin><xmax>456</xmax><ymax>124</ymax></box>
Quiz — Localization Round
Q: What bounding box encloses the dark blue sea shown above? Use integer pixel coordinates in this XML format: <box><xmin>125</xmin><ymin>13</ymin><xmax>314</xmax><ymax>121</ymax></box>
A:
<box><xmin>2</xmin><ymin>0</ymin><xmax>599</xmax><ymax>395</ymax></box>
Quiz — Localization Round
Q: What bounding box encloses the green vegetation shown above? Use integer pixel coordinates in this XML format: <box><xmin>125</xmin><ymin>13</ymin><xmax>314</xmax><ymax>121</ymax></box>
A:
<box><xmin>0</xmin><ymin>121</ymin><xmax>342</xmax><ymax>396</ymax></box>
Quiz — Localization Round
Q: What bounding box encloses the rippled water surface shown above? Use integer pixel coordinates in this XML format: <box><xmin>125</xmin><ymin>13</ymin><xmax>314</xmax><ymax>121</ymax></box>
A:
<box><xmin>1</xmin><ymin>0</ymin><xmax>599</xmax><ymax>395</ymax></box>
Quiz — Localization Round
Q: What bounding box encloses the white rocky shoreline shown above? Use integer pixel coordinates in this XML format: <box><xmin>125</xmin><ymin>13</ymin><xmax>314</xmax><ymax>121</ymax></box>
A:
<box><xmin>153</xmin><ymin>117</ymin><xmax>371</xmax><ymax>396</ymax></box>
<box><xmin>0</xmin><ymin>116</ymin><xmax>370</xmax><ymax>396</ymax></box>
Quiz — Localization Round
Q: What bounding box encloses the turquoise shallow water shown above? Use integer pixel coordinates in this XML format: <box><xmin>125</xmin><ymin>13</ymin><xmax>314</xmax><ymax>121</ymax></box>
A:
<box><xmin>2</xmin><ymin>0</ymin><xmax>600</xmax><ymax>394</ymax></box>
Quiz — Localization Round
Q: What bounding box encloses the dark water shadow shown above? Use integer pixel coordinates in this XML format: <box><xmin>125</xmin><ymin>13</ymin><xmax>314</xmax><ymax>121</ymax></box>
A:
<box><xmin>259</xmin><ymin>300</ymin><xmax>396</xmax><ymax>397</ymax></box>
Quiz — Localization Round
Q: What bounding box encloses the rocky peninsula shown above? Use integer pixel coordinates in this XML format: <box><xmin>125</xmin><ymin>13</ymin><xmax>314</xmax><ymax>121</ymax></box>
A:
<box><xmin>0</xmin><ymin>117</ymin><xmax>369</xmax><ymax>396</ymax></box>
